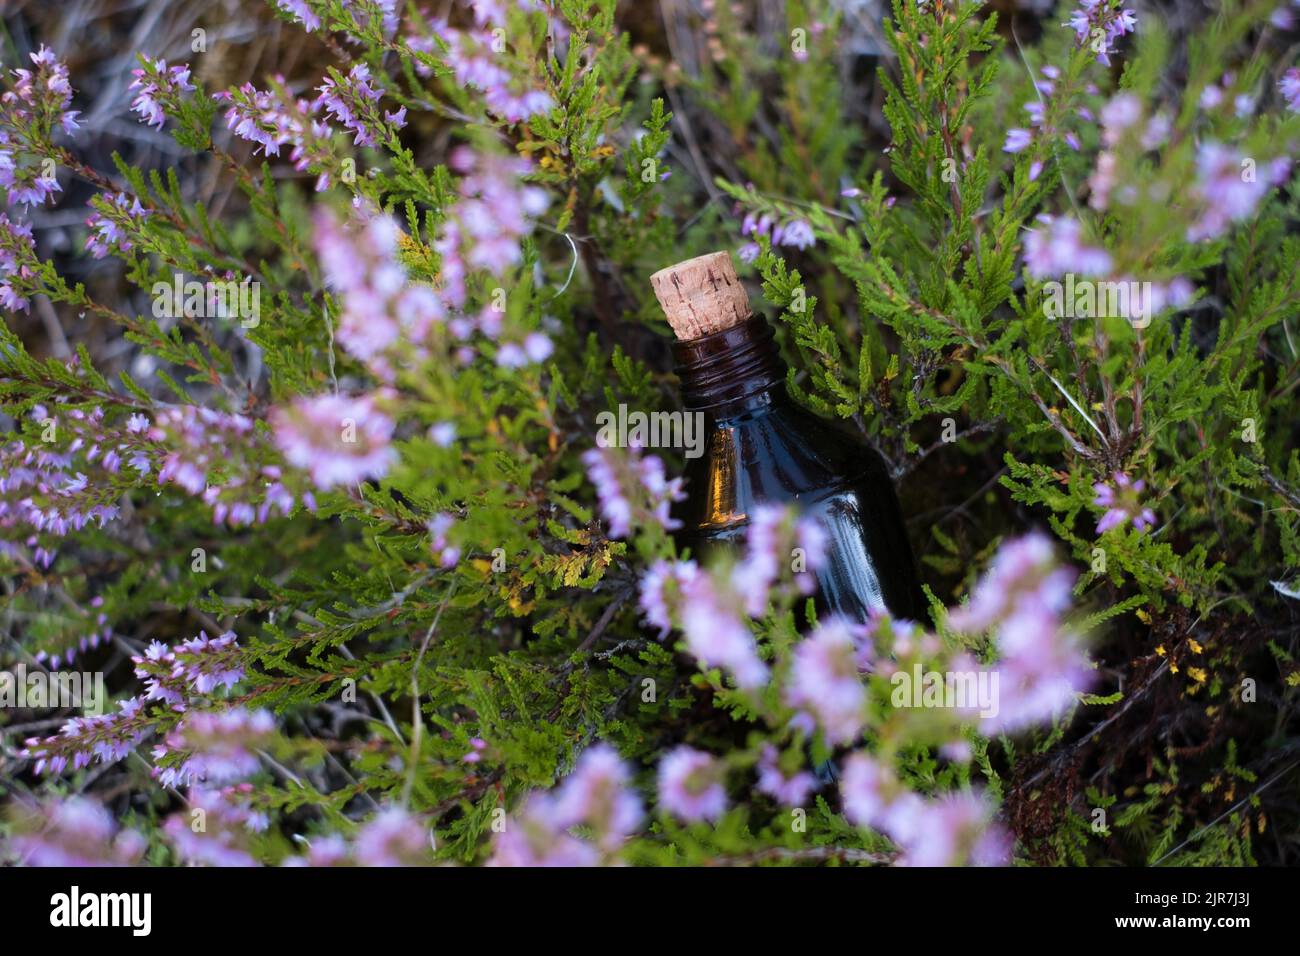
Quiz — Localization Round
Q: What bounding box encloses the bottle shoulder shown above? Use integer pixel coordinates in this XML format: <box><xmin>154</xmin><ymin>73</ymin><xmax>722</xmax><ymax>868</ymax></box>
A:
<box><xmin>677</xmin><ymin>403</ymin><xmax>895</xmax><ymax>532</ymax></box>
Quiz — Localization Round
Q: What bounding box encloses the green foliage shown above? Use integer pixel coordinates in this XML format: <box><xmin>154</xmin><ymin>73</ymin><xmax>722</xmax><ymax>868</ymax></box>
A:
<box><xmin>1</xmin><ymin>0</ymin><xmax>1297</xmax><ymax>867</ymax></box>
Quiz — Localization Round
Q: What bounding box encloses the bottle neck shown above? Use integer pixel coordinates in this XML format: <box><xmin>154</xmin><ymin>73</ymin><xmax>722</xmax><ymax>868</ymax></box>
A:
<box><xmin>671</xmin><ymin>316</ymin><xmax>788</xmax><ymax>417</ymax></box>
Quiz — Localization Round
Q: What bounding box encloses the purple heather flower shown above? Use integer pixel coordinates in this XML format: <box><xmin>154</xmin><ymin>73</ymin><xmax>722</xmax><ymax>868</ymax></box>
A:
<box><xmin>0</xmin><ymin>212</ymin><xmax>36</xmax><ymax>310</ymax></box>
<box><xmin>1099</xmin><ymin>93</ymin><xmax>1141</xmax><ymax>147</ymax></box>
<box><xmin>275</xmin><ymin>0</ymin><xmax>322</xmax><ymax>31</ymax></box>
<box><xmin>270</xmin><ymin>391</ymin><xmax>398</xmax><ymax>491</ymax></box>
<box><xmin>21</xmin><ymin>696</ymin><xmax>151</xmax><ymax>775</ymax></box>
<box><xmin>140</xmin><ymin>404</ymin><xmax>308</xmax><ymax>526</ymax></box>
<box><xmin>438</xmin><ymin>149</ymin><xmax>549</xmax><ymax>297</ymax></box>
<box><xmin>215</xmin><ymin>82</ymin><xmax>291</xmax><ymax>157</ymax></box>
<box><xmin>1092</xmin><ymin>471</ymin><xmax>1156</xmax><ymax>534</ymax></box>
<box><xmin>549</xmin><ymin>743</ymin><xmax>643</xmax><ymax>849</ymax></box>
<box><xmin>0</xmin><ymin>46</ymin><xmax>81</xmax><ymax>173</ymax></box>
<box><xmin>731</xmin><ymin>504</ymin><xmax>827</xmax><ymax>615</ymax></box>
<box><xmin>1087</xmin><ymin>151</ymin><xmax>1117</xmax><ymax>210</ymax></box>
<box><xmin>840</xmin><ymin>753</ymin><xmax>1009</xmax><ymax>866</ymax></box>
<box><xmin>164</xmin><ymin>786</ymin><xmax>264</xmax><ymax>867</ymax></box>
<box><xmin>429</xmin><ymin>422</ymin><xmax>457</xmax><ymax>447</ymax></box>
<box><xmin>840</xmin><ymin>752</ymin><xmax>900</xmax><ymax>830</ymax></box>
<box><xmin>895</xmin><ymin>791</ymin><xmax>1010</xmax><ymax>866</ymax></box>
<box><xmin>428</xmin><ymin>512</ymin><xmax>461</xmax><ymax>568</ymax></box>
<box><xmin>781</xmin><ymin>219</ymin><xmax>815</xmax><ymax>249</ymax></box>
<box><xmin>9</xmin><ymin>796</ymin><xmax>146</xmax><ymax>866</ymax></box>
<box><xmin>947</xmin><ymin>534</ymin><xmax>1070</xmax><ymax>634</ymax></box>
<box><xmin>638</xmin><ymin>558</ymin><xmax>698</xmax><ymax>636</ymax></box>
<box><xmin>313</xmin><ymin>206</ymin><xmax>445</xmax><ymax>380</ymax></box>
<box><xmin>756</xmin><ymin>744</ymin><xmax>816</xmax><ymax>806</ymax></box>
<box><xmin>132</xmin><ymin>630</ymin><xmax>245</xmax><ymax>706</ymax></box>
<box><xmin>84</xmin><ymin>191</ymin><xmax>150</xmax><ymax>259</ymax></box>
<box><xmin>0</xmin><ymin>147</ymin><xmax>61</xmax><ymax>207</ymax></box>
<box><xmin>1140</xmin><ymin>112</ymin><xmax>1171</xmax><ymax>150</ymax></box>
<box><xmin>1186</xmin><ymin>142</ymin><xmax>1274</xmax><ymax>242</ymax></box>
<box><xmin>1069</xmin><ymin>1</ymin><xmax>1137</xmax><ymax>66</ymax></box>
<box><xmin>739</xmin><ymin>210</ymin><xmax>817</xmax><ymax>252</ymax></box>
<box><xmin>488</xmin><ymin>794</ymin><xmax>601</xmax><ymax>867</ymax></box>
<box><xmin>316</xmin><ymin>63</ymin><xmax>404</xmax><ymax>149</ymax></box>
<box><xmin>679</xmin><ymin>571</ymin><xmax>769</xmax><ymax>690</ymax></box>
<box><xmin>1281</xmin><ymin>69</ymin><xmax>1300</xmax><ymax>114</ymax></box>
<box><xmin>1003</xmin><ymin>128</ymin><xmax>1033</xmax><ymax>153</ymax></box>
<box><xmin>152</xmin><ymin>707</ymin><xmax>274</xmax><ymax>788</ymax></box>
<box><xmin>657</xmin><ymin>746</ymin><xmax>728</xmax><ymax>822</ymax></box>
<box><xmin>523</xmin><ymin>331</ymin><xmax>553</xmax><ymax>363</ymax></box>
<box><xmin>947</xmin><ymin>533</ymin><xmax>1091</xmax><ymax>732</ymax></box>
<box><xmin>1022</xmin><ymin>214</ymin><xmax>1111</xmax><ymax>279</ymax></box>
<box><xmin>1142</xmin><ymin>277</ymin><xmax>1195</xmax><ymax>317</ymax></box>
<box><xmin>785</xmin><ymin>617</ymin><xmax>866</xmax><ymax>745</ymax></box>
<box><xmin>354</xmin><ymin>807</ymin><xmax>430</xmax><ymax>867</ymax></box>
<box><xmin>213</xmin><ymin>78</ymin><xmax>337</xmax><ymax>189</ymax></box>
<box><xmin>425</xmin><ymin>23</ymin><xmax>555</xmax><ymax>124</ymax></box>
<box><xmin>128</xmin><ymin>58</ymin><xmax>195</xmax><ymax>130</ymax></box>
<box><xmin>581</xmin><ymin>443</ymin><xmax>684</xmax><ymax>540</ymax></box>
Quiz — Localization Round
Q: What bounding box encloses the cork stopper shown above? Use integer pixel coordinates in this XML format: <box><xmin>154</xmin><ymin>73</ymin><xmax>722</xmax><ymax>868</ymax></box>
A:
<box><xmin>650</xmin><ymin>251</ymin><xmax>752</xmax><ymax>340</ymax></box>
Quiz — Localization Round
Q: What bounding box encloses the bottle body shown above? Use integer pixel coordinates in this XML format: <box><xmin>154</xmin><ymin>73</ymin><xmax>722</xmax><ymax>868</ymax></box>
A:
<box><xmin>672</xmin><ymin>318</ymin><xmax>924</xmax><ymax>624</ymax></box>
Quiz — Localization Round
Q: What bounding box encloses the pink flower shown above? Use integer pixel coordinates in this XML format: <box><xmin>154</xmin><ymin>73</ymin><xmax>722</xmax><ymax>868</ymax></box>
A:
<box><xmin>581</xmin><ymin>443</ymin><xmax>684</xmax><ymax>540</ymax></box>
<box><xmin>738</xmin><ymin>211</ymin><xmax>817</xmax><ymax>252</ymax></box>
<box><xmin>10</xmin><ymin>796</ymin><xmax>146</xmax><ymax>866</ymax></box>
<box><xmin>1281</xmin><ymin>68</ymin><xmax>1300</xmax><ymax>114</ymax></box>
<box><xmin>429</xmin><ymin>422</ymin><xmax>457</xmax><ymax>447</ymax></box>
<box><xmin>731</xmin><ymin>504</ymin><xmax>827</xmax><ymax>615</ymax></box>
<box><xmin>1186</xmin><ymin>142</ymin><xmax>1274</xmax><ymax>242</ymax></box>
<box><xmin>428</xmin><ymin>512</ymin><xmax>461</xmax><ymax>568</ymax></box>
<box><xmin>354</xmin><ymin>808</ymin><xmax>429</xmax><ymax>867</ymax></box>
<box><xmin>1022</xmin><ymin>214</ymin><xmax>1111</xmax><ymax>279</ymax></box>
<box><xmin>947</xmin><ymin>533</ymin><xmax>1091</xmax><ymax>732</ymax></box>
<box><xmin>84</xmin><ymin>191</ymin><xmax>150</xmax><ymax>258</ymax></box>
<box><xmin>679</xmin><ymin>572</ymin><xmax>769</xmax><ymax>690</ymax></box>
<box><xmin>275</xmin><ymin>0</ymin><xmax>322</xmax><ymax>31</ymax></box>
<box><xmin>315</xmin><ymin>63</ymin><xmax>404</xmax><ymax>149</ymax></box>
<box><xmin>151</xmin><ymin>707</ymin><xmax>274</xmax><ymax>788</ymax></box>
<box><xmin>657</xmin><ymin>746</ymin><xmax>728</xmax><ymax>822</ymax></box>
<box><xmin>1092</xmin><ymin>471</ymin><xmax>1156</xmax><ymax>534</ymax></box>
<box><xmin>638</xmin><ymin>558</ymin><xmax>698</xmax><ymax>636</ymax></box>
<box><xmin>128</xmin><ymin>58</ymin><xmax>195</xmax><ymax>130</ymax></box>
<box><xmin>1003</xmin><ymin>128</ymin><xmax>1033</xmax><ymax>153</ymax></box>
<box><xmin>313</xmin><ymin>206</ymin><xmax>445</xmax><ymax>380</ymax></box>
<box><xmin>270</xmin><ymin>392</ymin><xmax>397</xmax><ymax>490</ymax></box>
<box><xmin>164</xmin><ymin>786</ymin><xmax>264</xmax><ymax>867</ymax></box>
<box><xmin>784</xmin><ymin>617</ymin><xmax>866</xmax><ymax>745</ymax></box>
<box><xmin>1099</xmin><ymin>93</ymin><xmax>1141</xmax><ymax>147</ymax></box>
<box><xmin>548</xmin><ymin>744</ymin><xmax>643</xmax><ymax>849</ymax></box>
<box><xmin>756</xmin><ymin>744</ymin><xmax>816</xmax><ymax>806</ymax></box>
<box><xmin>1068</xmin><ymin>1</ymin><xmax>1137</xmax><ymax>66</ymax></box>
<box><xmin>840</xmin><ymin>753</ymin><xmax>1009</xmax><ymax>866</ymax></box>
<box><xmin>487</xmin><ymin>794</ymin><xmax>601</xmax><ymax>867</ymax></box>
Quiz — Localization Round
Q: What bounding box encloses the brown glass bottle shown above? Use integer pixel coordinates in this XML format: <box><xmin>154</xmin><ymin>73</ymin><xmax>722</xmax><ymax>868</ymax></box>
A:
<box><xmin>655</xmin><ymin>253</ymin><xmax>924</xmax><ymax>624</ymax></box>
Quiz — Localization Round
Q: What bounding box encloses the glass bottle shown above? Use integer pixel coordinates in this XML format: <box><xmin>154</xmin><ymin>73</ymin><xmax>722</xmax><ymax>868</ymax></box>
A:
<box><xmin>653</xmin><ymin>252</ymin><xmax>924</xmax><ymax>624</ymax></box>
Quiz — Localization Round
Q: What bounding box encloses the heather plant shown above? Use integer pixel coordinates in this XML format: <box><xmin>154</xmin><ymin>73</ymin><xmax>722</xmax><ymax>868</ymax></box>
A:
<box><xmin>1</xmin><ymin>0</ymin><xmax>1298</xmax><ymax>868</ymax></box>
